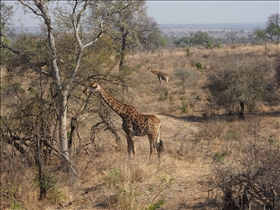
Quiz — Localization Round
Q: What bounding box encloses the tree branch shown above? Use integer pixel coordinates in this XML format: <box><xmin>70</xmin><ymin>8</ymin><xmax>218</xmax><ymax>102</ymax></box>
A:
<box><xmin>44</xmin><ymin>139</ymin><xmax>78</xmax><ymax>177</ymax></box>
<box><xmin>0</xmin><ymin>43</ymin><xmax>52</xmax><ymax>77</ymax></box>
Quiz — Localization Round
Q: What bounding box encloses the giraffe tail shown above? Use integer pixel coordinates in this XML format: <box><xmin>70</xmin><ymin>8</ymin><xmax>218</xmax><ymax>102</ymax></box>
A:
<box><xmin>156</xmin><ymin>125</ymin><xmax>164</xmax><ymax>155</ymax></box>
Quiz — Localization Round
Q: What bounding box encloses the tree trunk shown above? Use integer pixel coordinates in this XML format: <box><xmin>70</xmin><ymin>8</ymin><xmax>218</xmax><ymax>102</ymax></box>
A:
<box><xmin>118</xmin><ymin>27</ymin><xmax>128</xmax><ymax>72</ymax></box>
<box><xmin>239</xmin><ymin>100</ymin><xmax>245</xmax><ymax>120</ymax></box>
<box><xmin>36</xmin><ymin>126</ymin><xmax>46</xmax><ymax>200</ymax></box>
<box><xmin>58</xmin><ymin>92</ymin><xmax>69</xmax><ymax>168</ymax></box>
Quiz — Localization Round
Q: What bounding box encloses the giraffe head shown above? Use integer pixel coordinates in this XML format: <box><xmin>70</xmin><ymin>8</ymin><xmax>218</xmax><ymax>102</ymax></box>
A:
<box><xmin>84</xmin><ymin>81</ymin><xmax>100</xmax><ymax>94</ymax></box>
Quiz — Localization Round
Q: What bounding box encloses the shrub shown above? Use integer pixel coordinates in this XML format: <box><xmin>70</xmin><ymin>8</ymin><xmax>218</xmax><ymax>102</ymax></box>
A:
<box><xmin>195</xmin><ymin>62</ymin><xmax>203</xmax><ymax>69</ymax></box>
<box><xmin>205</xmin><ymin>42</ymin><xmax>213</xmax><ymax>49</ymax></box>
<box><xmin>214</xmin><ymin>42</ymin><xmax>222</xmax><ymax>48</ymax></box>
<box><xmin>186</xmin><ymin>47</ymin><xmax>191</xmax><ymax>56</ymax></box>
<box><xmin>207</xmin><ymin>55</ymin><xmax>274</xmax><ymax>119</ymax></box>
<box><xmin>211</xmin><ymin>119</ymin><xmax>280</xmax><ymax>209</ymax></box>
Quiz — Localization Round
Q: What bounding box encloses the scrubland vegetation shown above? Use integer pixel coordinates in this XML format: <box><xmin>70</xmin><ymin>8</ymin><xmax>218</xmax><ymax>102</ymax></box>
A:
<box><xmin>1</xmin><ymin>43</ymin><xmax>280</xmax><ymax>210</ymax></box>
<box><xmin>1</xmin><ymin>1</ymin><xmax>280</xmax><ymax>210</ymax></box>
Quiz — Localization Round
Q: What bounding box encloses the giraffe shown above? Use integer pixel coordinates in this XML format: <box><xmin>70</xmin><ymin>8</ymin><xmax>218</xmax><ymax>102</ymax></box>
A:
<box><xmin>84</xmin><ymin>81</ymin><xmax>163</xmax><ymax>159</ymax></box>
<box><xmin>148</xmin><ymin>67</ymin><xmax>169</xmax><ymax>85</ymax></box>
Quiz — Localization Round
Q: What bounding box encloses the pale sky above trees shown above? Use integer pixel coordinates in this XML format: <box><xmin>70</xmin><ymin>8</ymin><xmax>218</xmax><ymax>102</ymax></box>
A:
<box><xmin>146</xmin><ymin>1</ymin><xmax>280</xmax><ymax>24</ymax></box>
<box><xmin>3</xmin><ymin>1</ymin><xmax>280</xmax><ymax>26</ymax></box>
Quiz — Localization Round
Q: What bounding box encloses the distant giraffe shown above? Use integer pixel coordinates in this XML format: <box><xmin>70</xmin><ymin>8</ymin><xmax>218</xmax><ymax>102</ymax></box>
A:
<box><xmin>148</xmin><ymin>67</ymin><xmax>169</xmax><ymax>85</ymax></box>
<box><xmin>84</xmin><ymin>81</ymin><xmax>163</xmax><ymax>158</ymax></box>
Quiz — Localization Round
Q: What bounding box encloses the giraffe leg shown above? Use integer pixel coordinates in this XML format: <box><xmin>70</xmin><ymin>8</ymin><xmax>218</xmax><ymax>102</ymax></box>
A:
<box><xmin>126</xmin><ymin>134</ymin><xmax>136</xmax><ymax>157</ymax></box>
<box><xmin>157</xmin><ymin>75</ymin><xmax>162</xmax><ymax>85</ymax></box>
<box><xmin>148</xmin><ymin>134</ymin><xmax>156</xmax><ymax>160</ymax></box>
<box><xmin>131</xmin><ymin>138</ymin><xmax>136</xmax><ymax>155</ymax></box>
<box><xmin>126</xmin><ymin>136</ymin><xmax>132</xmax><ymax>155</ymax></box>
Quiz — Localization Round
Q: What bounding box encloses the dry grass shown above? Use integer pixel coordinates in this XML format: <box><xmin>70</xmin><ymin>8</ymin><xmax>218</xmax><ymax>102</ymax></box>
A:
<box><xmin>1</xmin><ymin>43</ymin><xmax>280</xmax><ymax>209</ymax></box>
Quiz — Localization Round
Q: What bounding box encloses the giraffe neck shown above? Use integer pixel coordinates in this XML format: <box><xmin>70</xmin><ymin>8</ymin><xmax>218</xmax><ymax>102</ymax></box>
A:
<box><xmin>98</xmin><ymin>85</ymin><xmax>132</xmax><ymax>117</ymax></box>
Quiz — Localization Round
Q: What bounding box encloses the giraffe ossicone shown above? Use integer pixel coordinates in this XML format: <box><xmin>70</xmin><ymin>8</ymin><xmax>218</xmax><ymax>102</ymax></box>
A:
<box><xmin>84</xmin><ymin>81</ymin><xmax>163</xmax><ymax>159</ymax></box>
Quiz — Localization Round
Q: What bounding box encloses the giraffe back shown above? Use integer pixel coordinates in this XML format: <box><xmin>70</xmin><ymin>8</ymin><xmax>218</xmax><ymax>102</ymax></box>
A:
<box><xmin>122</xmin><ymin>113</ymin><xmax>160</xmax><ymax>137</ymax></box>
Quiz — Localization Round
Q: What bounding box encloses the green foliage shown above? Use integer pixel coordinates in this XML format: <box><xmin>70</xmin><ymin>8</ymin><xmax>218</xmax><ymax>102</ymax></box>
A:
<box><xmin>146</xmin><ymin>199</ymin><xmax>165</xmax><ymax>210</ymax></box>
<box><xmin>181</xmin><ymin>100</ymin><xmax>188</xmax><ymax>113</ymax></box>
<box><xmin>135</xmin><ymin>63</ymin><xmax>143</xmax><ymax>69</ymax></box>
<box><xmin>107</xmin><ymin>167</ymin><xmax>122</xmax><ymax>187</ymax></box>
<box><xmin>214</xmin><ymin>42</ymin><xmax>222</xmax><ymax>48</ymax></box>
<box><xmin>148</xmin><ymin>32</ymin><xmax>167</xmax><ymax>48</ymax></box>
<box><xmin>186</xmin><ymin>47</ymin><xmax>191</xmax><ymax>56</ymax></box>
<box><xmin>27</xmin><ymin>86</ymin><xmax>36</xmax><ymax>94</ymax></box>
<box><xmin>267</xmin><ymin>135</ymin><xmax>278</xmax><ymax>145</ymax></box>
<box><xmin>226</xmin><ymin>131</ymin><xmax>241</xmax><ymax>141</ymax></box>
<box><xmin>159</xmin><ymin>90</ymin><xmax>169</xmax><ymax>101</ymax></box>
<box><xmin>213</xmin><ymin>151</ymin><xmax>230</xmax><ymax>162</ymax></box>
<box><xmin>192</xmin><ymin>30</ymin><xmax>213</xmax><ymax>46</ymax></box>
<box><xmin>0</xmin><ymin>35</ymin><xmax>12</xmax><ymax>65</ymax></box>
<box><xmin>173</xmin><ymin>36</ymin><xmax>190</xmax><ymax>46</ymax></box>
<box><xmin>147</xmin><ymin>176</ymin><xmax>174</xmax><ymax>209</ymax></box>
<box><xmin>115</xmin><ymin>53</ymin><xmax>121</xmax><ymax>61</ymax></box>
<box><xmin>205</xmin><ymin>42</ymin><xmax>213</xmax><ymax>49</ymax></box>
<box><xmin>195</xmin><ymin>62</ymin><xmax>203</xmax><ymax>69</ymax></box>
<box><xmin>254</xmin><ymin>29</ymin><xmax>267</xmax><ymax>42</ymax></box>
<box><xmin>105</xmin><ymin>167</ymin><xmax>173</xmax><ymax>209</ymax></box>
<box><xmin>9</xmin><ymin>201</ymin><xmax>22</xmax><ymax>210</ymax></box>
<box><xmin>40</xmin><ymin>173</ymin><xmax>57</xmax><ymax>192</ymax></box>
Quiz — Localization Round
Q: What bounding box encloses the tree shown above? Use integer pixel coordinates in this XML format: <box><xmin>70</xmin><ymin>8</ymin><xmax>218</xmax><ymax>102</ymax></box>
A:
<box><xmin>191</xmin><ymin>30</ymin><xmax>213</xmax><ymax>46</ymax></box>
<box><xmin>225</xmin><ymin>31</ymin><xmax>238</xmax><ymax>44</ymax></box>
<box><xmin>207</xmin><ymin>55</ymin><xmax>272</xmax><ymax>120</ymax></box>
<box><xmin>93</xmin><ymin>0</ymin><xmax>159</xmax><ymax>71</ymax></box>
<box><xmin>253</xmin><ymin>13</ymin><xmax>280</xmax><ymax>43</ymax></box>
<box><xmin>173</xmin><ymin>36</ymin><xmax>189</xmax><ymax>47</ymax></box>
<box><xmin>0</xmin><ymin>0</ymin><xmax>132</xmax><ymax>171</ymax></box>
<box><xmin>266</xmin><ymin>13</ymin><xmax>280</xmax><ymax>42</ymax></box>
<box><xmin>253</xmin><ymin>28</ymin><xmax>268</xmax><ymax>42</ymax></box>
<box><xmin>142</xmin><ymin>31</ymin><xmax>166</xmax><ymax>52</ymax></box>
<box><xmin>0</xmin><ymin>2</ymin><xmax>14</xmax><ymax>64</ymax></box>
<box><xmin>174</xmin><ymin>68</ymin><xmax>197</xmax><ymax>90</ymax></box>
<box><xmin>0</xmin><ymin>2</ymin><xmax>14</xmax><ymax>34</ymax></box>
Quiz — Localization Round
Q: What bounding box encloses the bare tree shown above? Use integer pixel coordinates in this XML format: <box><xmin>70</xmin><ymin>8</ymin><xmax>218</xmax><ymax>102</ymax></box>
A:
<box><xmin>0</xmin><ymin>0</ymin><xmax>130</xmax><ymax>170</ymax></box>
<box><xmin>207</xmin><ymin>55</ymin><xmax>273</xmax><ymax>119</ymax></box>
<box><xmin>92</xmin><ymin>1</ymin><xmax>158</xmax><ymax>72</ymax></box>
<box><xmin>225</xmin><ymin>31</ymin><xmax>238</xmax><ymax>44</ymax></box>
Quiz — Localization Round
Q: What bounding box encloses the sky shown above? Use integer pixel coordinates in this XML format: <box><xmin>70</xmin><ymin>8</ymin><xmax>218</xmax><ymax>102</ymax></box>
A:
<box><xmin>3</xmin><ymin>1</ymin><xmax>280</xmax><ymax>27</ymax></box>
<box><xmin>146</xmin><ymin>1</ymin><xmax>280</xmax><ymax>24</ymax></box>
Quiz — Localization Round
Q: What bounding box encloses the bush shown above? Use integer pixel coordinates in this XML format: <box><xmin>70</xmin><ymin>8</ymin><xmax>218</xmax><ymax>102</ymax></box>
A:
<box><xmin>104</xmin><ymin>166</ymin><xmax>173</xmax><ymax>209</ymax></box>
<box><xmin>213</xmin><ymin>144</ymin><xmax>280</xmax><ymax>209</ymax></box>
<box><xmin>209</xmin><ymin>118</ymin><xmax>280</xmax><ymax>209</ymax></box>
<box><xmin>214</xmin><ymin>42</ymin><xmax>222</xmax><ymax>48</ymax></box>
<box><xmin>195</xmin><ymin>62</ymin><xmax>203</xmax><ymax>69</ymax></box>
<box><xmin>174</xmin><ymin>68</ymin><xmax>198</xmax><ymax>90</ymax></box>
<box><xmin>186</xmin><ymin>47</ymin><xmax>191</xmax><ymax>56</ymax></box>
<box><xmin>205</xmin><ymin>42</ymin><xmax>213</xmax><ymax>49</ymax></box>
<box><xmin>207</xmin><ymin>55</ymin><xmax>274</xmax><ymax>118</ymax></box>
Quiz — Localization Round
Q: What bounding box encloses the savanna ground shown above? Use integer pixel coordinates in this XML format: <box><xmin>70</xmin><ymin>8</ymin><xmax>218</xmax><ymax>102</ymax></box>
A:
<box><xmin>1</xmin><ymin>43</ymin><xmax>280</xmax><ymax>209</ymax></box>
